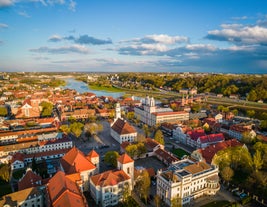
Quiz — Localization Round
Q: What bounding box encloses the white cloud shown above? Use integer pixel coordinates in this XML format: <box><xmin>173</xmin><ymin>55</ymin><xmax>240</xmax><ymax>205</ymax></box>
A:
<box><xmin>207</xmin><ymin>25</ymin><xmax>267</xmax><ymax>45</ymax></box>
<box><xmin>0</xmin><ymin>23</ymin><xmax>8</xmax><ymax>28</ymax></box>
<box><xmin>0</xmin><ymin>0</ymin><xmax>13</xmax><ymax>7</ymax></box>
<box><xmin>18</xmin><ymin>11</ymin><xmax>31</xmax><ymax>18</ymax></box>
<box><xmin>29</xmin><ymin>44</ymin><xmax>89</xmax><ymax>54</ymax></box>
<box><xmin>48</xmin><ymin>34</ymin><xmax>62</xmax><ymax>42</ymax></box>
<box><xmin>185</xmin><ymin>44</ymin><xmax>217</xmax><ymax>51</ymax></box>
<box><xmin>68</xmin><ymin>0</ymin><xmax>76</xmax><ymax>12</ymax></box>
<box><xmin>143</xmin><ymin>34</ymin><xmax>189</xmax><ymax>44</ymax></box>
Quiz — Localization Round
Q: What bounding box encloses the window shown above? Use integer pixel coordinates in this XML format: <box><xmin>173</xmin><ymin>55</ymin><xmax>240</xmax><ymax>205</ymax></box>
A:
<box><xmin>127</xmin><ymin>167</ymin><xmax>130</xmax><ymax>174</ymax></box>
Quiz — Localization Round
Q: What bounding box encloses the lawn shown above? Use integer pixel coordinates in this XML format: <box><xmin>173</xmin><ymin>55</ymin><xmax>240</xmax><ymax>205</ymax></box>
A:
<box><xmin>201</xmin><ymin>200</ymin><xmax>231</xmax><ymax>207</ymax></box>
<box><xmin>88</xmin><ymin>85</ymin><xmax>124</xmax><ymax>92</ymax></box>
<box><xmin>171</xmin><ymin>148</ymin><xmax>190</xmax><ymax>159</ymax></box>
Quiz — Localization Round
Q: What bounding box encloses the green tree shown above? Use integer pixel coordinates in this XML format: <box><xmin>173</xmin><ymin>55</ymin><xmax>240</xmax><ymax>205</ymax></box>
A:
<box><xmin>247</xmin><ymin>90</ymin><xmax>257</xmax><ymax>101</ymax></box>
<box><xmin>253</xmin><ymin>150</ymin><xmax>264</xmax><ymax>172</ymax></box>
<box><xmin>142</xmin><ymin>124</ymin><xmax>150</xmax><ymax>137</ymax></box>
<box><xmin>221</xmin><ymin>166</ymin><xmax>234</xmax><ymax>183</ymax></box>
<box><xmin>59</xmin><ymin>124</ymin><xmax>70</xmax><ymax>134</ymax></box>
<box><xmin>246</xmin><ymin>110</ymin><xmax>255</xmax><ymax>118</ymax></box>
<box><xmin>40</xmin><ymin>101</ymin><xmax>53</xmax><ymax>117</ymax></box>
<box><xmin>104</xmin><ymin>151</ymin><xmax>119</xmax><ymax>167</ymax></box>
<box><xmin>135</xmin><ymin>170</ymin><xmax>150</xmax><ymax>204</ymax></box>
<box><xmin>231</xmin><ymin>109</ymin><xmax>239</xmax><ymax>116</ymax></box>
<box><xmin>126</xmin><ymin>112</ymin><xmax>135</xmax><ymax>121</ymax></box>
<box><xmin>68</xmin><ymin>116</ymin><xmax>76</xmax><ymax>123</ymax></box>
<box><xmin>154</xmin><ymin>129</ymin><xmax>164</xmax><ymax>145</ymax></box>
<box><xmin>122</xmin><ymin>182</ymin><xmax>131</xmax><ymax>204</ymax></box>
<box><xmin>171</xmin><ymin>195</ymin><xmax>182</xmax><ymax>207</ymax></box>
<box><xmin>0</xmin><ymin>107</ymin><xmax>8</xmax><ymax>116</ymax></box>
<box><xmin>125</xmin><ymin>144</ymin><xmax>138</xmax><ymax>158</ymax></box>
<box><xmin>0</xmin><ymin>164</ymin><xmax>10</xmax><ymax>182</ymax></box>
<box><xmin>69</xmin><ymin>122</ymin><xmax>84</xmax><ymax>137</ymax></box>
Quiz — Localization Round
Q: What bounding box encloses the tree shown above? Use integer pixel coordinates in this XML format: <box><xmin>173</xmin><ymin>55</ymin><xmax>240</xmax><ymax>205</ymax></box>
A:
<box><xmin>40</xmin><ymin>101</ymin><xmax>53</xmax><ymax>117</ymax></box>
<box><xmin>241</xmin><ymin>131</ymin><xmax>256</xmax><ymax>145</ymax></box>
<box><xmin>154</xmin><ymin>194</ymin><xmax>161</xmax><ymax>207</ymax></box>
<box><xmin>221</xmin><ymin>166</ymin><xmax>234</xmax><ymax>183</ymax></box>
<box><xmin>171</xmin><ymin>195</ymin><xmax>182</xmax><ymax>207</ymax></box>
<box><xmin>154</xmin><ymin>129</ymin><xmax>164</xmax><ymax>145</ymax></box>
<box><xmin>84</xmin><ymin>123</ymin><xmax>103</xmax><ymax>137</ymax></box>
<box><xmin>125</xmin><ymin>144</ymin><xmax>138</xmax><ymax>158</ymax></box>
<box><xmin>253</xmin><ymin>150</ymin><xmax>264</xmax><ymax>172</ymax></box>
<box><xmin>121</xmin><ymin>182</ymin><xmax>131</xmax><ymax>204</ymax></box>
<box><xmin>59</xmin><ymin>124</ymin><xmax>70</xmax><ymax>134</ymax></box>
<box><xmin>104</xmin><ymin>151</ymin><xmax>119</xmax><ymax>167</ymax></box>
<box><xmin>142</xmin><ymin>124</ymin><xmax>150</xmax><ymax>137</ymax></box>
<box><xmin>246</xmin><ymin>110</ymin><xmax>255</xmax><ymax>118</ymax></box>
<box><xmin>135</xmin><ymin>170</ymin><xmax>150</xmax><ymax>204</ymax></box>
<box><xmin>69</xmin><ymin>122</ymin><xmax>84</xmax><ymax>138</ymax></box>
<box><xmin>68</xmin><ymin>116</ymin><xmax>76</xmax><ymax>123</ymax></box>
<box><xmin>231</xmin><ymin>109</ymin><xmax>238</xmax><ymax>116</ymax></box>
<box><xmin>0</xmin><ymin>107</ymin><xmax>8</xmax><ymax>116</ymax></box>
<box><xmin>0</xmin><ymin>164</ymin><xmax>10</xmax><ymax>182</ymax></box>
<box><xmin>247</xmin><ymin>90</ymin><xmax>257</xmax><ymax>101</ymax></box>
<box><xmin>136</xmin><ymin>133</ymin><xmax>146</xmax><ymax>142</ymax></box>
<box><xmin>126</xmin><ymin>112</ymin><xmax>135</xmax><ymax>121</ymax></box>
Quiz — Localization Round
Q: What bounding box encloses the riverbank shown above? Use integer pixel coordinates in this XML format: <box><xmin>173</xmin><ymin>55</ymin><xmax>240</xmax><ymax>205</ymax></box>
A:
<box><xmin>88</xmin><ymin>85</ymin><xmax>124</xmax><ymax>93</ymax></box>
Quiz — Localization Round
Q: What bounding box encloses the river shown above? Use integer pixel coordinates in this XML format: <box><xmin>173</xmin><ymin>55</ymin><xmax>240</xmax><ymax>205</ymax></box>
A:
<box><xmin>63</xmin><ymin>78</ymin><xmax>124</xmax><ymax>98</ymax></box>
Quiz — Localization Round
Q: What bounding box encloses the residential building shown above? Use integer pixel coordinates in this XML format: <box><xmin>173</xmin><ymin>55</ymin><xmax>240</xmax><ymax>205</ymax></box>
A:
<box><xmin>60</xmin><ymin>147</ymin><xmax>98</xmax><ymax>191</ymax></box>
<box><xmin>0</xmin><ymin>187</ymin><xmax>44</xmax><ymax>207</ymax></box>
<box><xmin>89</xmin><ymin>154</ymin><xmax>133</xmax><ymax>207</ymax></box>
<box><xmin>157</xmin><ymin>159</ymin><xmax>220</xmax><ymax>206</ymax></box>
<box><xmin>46</xmin><ymin>171</ymin><xmax>88</xmax><ymax>207</ymax></box>
<box><xmin>18</xmin><ymin>168</ymin><xmax>42</xmax><ymax>191</ymax></box>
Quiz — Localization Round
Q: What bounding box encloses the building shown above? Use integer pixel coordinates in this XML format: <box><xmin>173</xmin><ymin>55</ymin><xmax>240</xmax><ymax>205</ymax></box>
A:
<box><xmin>89</xmin><ymin>154</ymin><xmax>133</xmax><ymax>207</ymax></box>
<box><xmin>60</xmin><ymin>147</ymin><xmax>98</xmax><ymax>191</ymax></box>
<box><xmin>134</xmin><ymin>96</ymin><xmax>189</xmax><ymax>126</ymax></box>
<box><xmin>18</xmin><ymin>168</ymin><xmax>42</xmax><ymax>191</ymax></box>
<box><xmin>157</xmin><ymin>159</ymin><xmax>220</xmax><ymax>206</ymax></box>
<box><xmin>46</xmin><ymin>171</ymin><xmax>88</xmax><ymax>207</ymax></box>
<box><xmin>0</xmin><ymin>187</ymin><xmax>44</xmax><ymax>207</ymax></box>
<box><xmin>110</xmin><ymin>103</ymin><xmax>137</xmax><ymax>144</ymax></box>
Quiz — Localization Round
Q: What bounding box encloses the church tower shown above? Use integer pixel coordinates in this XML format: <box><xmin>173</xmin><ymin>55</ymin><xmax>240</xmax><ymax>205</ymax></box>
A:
<box><xmin>115</xmin><ymin>102</ymin><xmax>121</xmax><ymax>120</ymax></box>
<box><xmin>117</xmin><ymin>154</ymin><xmax>134</xmax><ymax>186</ymax></box>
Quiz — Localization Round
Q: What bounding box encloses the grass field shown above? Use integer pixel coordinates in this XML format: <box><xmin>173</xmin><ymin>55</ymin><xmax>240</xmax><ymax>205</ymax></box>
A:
<box><xmin>171</xmin><ymin>148</ymin><xmax>190</xmax><ymax>159</ymax></box>
<box><xmin>88</xmin><ymin>85</ymin><xmax>124</xmax><ymax>92</ymax></box>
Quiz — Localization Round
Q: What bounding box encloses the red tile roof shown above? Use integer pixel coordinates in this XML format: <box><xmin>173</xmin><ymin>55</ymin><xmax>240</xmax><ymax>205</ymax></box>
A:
<box><xmin>187</xmin><ymin>129</ymin><xmax>206</xmax><ymax>141</ymax></box>
<box><xmin>198</xmin><ymin>139</ymin><xmax>243</xmax><ymax>163</ymax></box>
<box><xmin>87</xmin><ymin>149</ymin><xmax>99</xmax><ymax>159</ymax></box>
<box><xmin>11</xmin><ymin>152</ymin><xmax>25</xmax><ymax>163</ymax></box>
<box><xmin>155</xmin><ymin>148</ymin><xmax>179</xmax><ymax>164</ymax></box>
<box><xmin>111</xmin><ymin>118</ymin><xmax>136</xmax><ymax>135</ymax></box>
<box><xmin>18</xmin><ymin>169</ymin><xmax>42</xmax><ymax>191</ymax></box>
<box><xmin>60</xmin><ymin>147</ymin><xmax>96</xmax><ymax>174</ymax></box>
<box><xmin>198</xmin><ymin>133</ymin><xmax>224</xmax><ymax>143</ymax></box>
<box><xmin>117</xmin><ymin>153</ymin><xmax>133</xmax><ymax>164</ymax></box>
<box><xmin>90</xmin><ymin>170</ymin><xmax>130</xmax><ymax>187</ymax></box>
<box><xmin>47</xmin><ymin>171</ymin><xmax>87</xmax><ymax>207</ymax></box>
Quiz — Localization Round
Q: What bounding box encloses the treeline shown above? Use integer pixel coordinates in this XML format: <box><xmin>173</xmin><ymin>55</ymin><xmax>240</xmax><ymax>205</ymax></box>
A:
<box><xmin>116</xmin><ymin>73</ymin><xmax>267</xmax><ymax>101</ymax></box>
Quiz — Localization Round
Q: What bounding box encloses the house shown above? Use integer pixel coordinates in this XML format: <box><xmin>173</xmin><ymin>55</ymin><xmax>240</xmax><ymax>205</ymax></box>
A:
<box><xmin>11</xmin><ymin>152</ymin><xmax>25</xmax><ymax>170</ymax></box>
<box><xmin>186</xmin><ymin>129</ymin><xmax>206</xmax><ymax>148</ymax></box>
<box><xmin>46</xmin><ymin>171</ymin><xmax>88</xmax><ymax>207</ymax></box>
<box><xmin>110</xmin><ymin>103</ymin><xmax>137</xmax><ymax>144</ymax></box>
<box><xmin>196</xmin><ymin>133</ymin><xmax>225</xmax><ymax>149</ymax></box>
<box><xmin>18</xmin><ymin>168</ymin><xmax>42</xmax><ymax>191</ymax></box>
<box><xmin>157</xmin><ymin>159</ymin><xmax>220</xmax><ymax>206</ymax></box>
<box><xmin>229</xmin><ymin>124</ymin><xmax>256</xmax><ymax>140</ymax></box>
<box><xmin>0</xmin><ymin>187</ymin><xmax>43</xmax><ymax>207</ymax></box>
<box><xmin>155</xmin><ymin>148</ymin><xmax>179</xmax><ymax>165</ymax></box>
<box><xmin>15</xmin><ymin>99</ymin><xmax>40</xmax><ymax>119</ymax></box>
<box><xmin>89</xmin><ymin>154</ymin><xmax>133</xmax><ymax>207</ymax></box>
<box><xmin>191</xmin><ymin>139</ymin><xmax>244</xmax><ymax>164</ymax></box>
<box><xmin>60</xmin><ymin>147</ymin><xmax>98</xmax><ymax>191</ymax></box>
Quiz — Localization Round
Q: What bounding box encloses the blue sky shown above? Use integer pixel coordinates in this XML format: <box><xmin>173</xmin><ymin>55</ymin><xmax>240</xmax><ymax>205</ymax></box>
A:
<box><xmin>1</xmin><ymin>0</ymin><xmax>267</xmax><ymax>73</ymax></box>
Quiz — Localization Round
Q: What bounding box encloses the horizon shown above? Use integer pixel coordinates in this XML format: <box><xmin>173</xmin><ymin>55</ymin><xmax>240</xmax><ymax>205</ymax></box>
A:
<box><xmin>1</xmin><ymin>0</ymin><xmax>267</xmax><ymax>73</ymax></box>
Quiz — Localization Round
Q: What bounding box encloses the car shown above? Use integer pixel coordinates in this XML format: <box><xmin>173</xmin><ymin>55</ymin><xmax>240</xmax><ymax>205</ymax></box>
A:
<box><xmin>239</xmin><ymin>193</ymin><xmax>247</xmax><ymax>199</ymax></box>
<box><xmin>151</xmin><ymin>181</ymin><xmax>156</xmax><ymax>186</ymax></box>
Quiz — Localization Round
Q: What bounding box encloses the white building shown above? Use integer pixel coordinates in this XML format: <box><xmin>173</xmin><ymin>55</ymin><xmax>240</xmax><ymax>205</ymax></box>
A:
<box><xmin>134</xmin><ymin>96</ymin><xmax>189</xmax><ymax>126</ymax></box>
<box><xmin>110</xmin><ymin>103</ymin><xmax>137</xmax><ymax>144</ymax></box>
<box><xmin>89</xmin><ymin>154</ymin><xmax>134</xmax><ymax>207</ymax></box>
<box><xmin>157</xmin><ymin>159</ymin><xmax>220</xmax><ymax>206</ymax></box>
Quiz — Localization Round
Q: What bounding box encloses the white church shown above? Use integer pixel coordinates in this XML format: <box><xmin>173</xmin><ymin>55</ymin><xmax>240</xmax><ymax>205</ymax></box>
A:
<box><xmin>110</xmin><ymin>103</ymin><xmax>137</xmax><ymax>144</ymax></box>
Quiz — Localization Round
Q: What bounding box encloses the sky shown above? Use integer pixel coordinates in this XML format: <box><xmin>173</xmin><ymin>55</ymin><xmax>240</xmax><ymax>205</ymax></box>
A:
<box><xmin>1</xmin><ymin>0</ymin><xmax>267</xmax><ymax>73</ymax></box>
